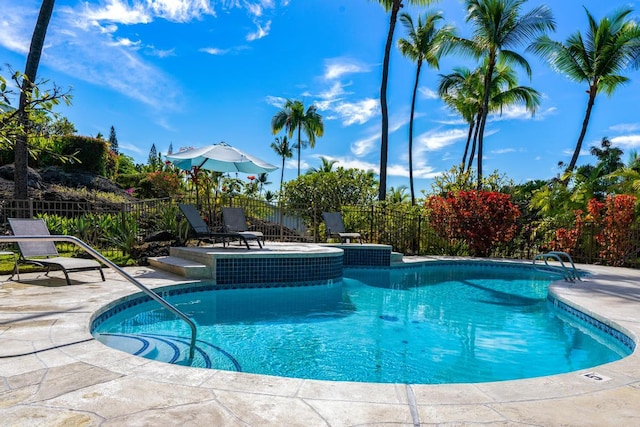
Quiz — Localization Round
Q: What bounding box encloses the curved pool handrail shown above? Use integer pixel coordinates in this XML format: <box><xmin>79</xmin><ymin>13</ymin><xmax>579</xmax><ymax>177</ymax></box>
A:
<box><xmin>547</xmin><ymin>251</ymin><xmax>581</xmax><ymax>281</ymax></box>
<box><xmin>533</xmin><ymin>253</ymin><xmax>572</xmax><ymax>281</ymax></box>
<box><xmin>0</xmin><ymin>234</ymin><xmax>197</xmax><ymax>360</ymax></box>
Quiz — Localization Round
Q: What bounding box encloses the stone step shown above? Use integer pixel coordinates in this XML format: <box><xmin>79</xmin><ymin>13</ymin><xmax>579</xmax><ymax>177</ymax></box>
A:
<box><xmin>148</xmin><ymin>256</ymin><xmax>211</xmax><ymax>279</ymax></box>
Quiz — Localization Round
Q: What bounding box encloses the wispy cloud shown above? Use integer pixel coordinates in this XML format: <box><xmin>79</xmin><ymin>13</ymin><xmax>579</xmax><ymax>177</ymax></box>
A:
<box><xmin>79</xmin><ymin>0</ymin><xmax>215</xmax><ymax>25</ymax></box>
<box><xmin>418</xmin><ymin>87</ymin><xmax>439</xmax><ymax>100</ymax></box>
<box><xmin>350</xmin><ymin>113</ymin><xmax>409</xmax><ymax>157</ymax></box>
<box><xmin>610</xmin><ymin>123</ymin><xmax>640</xmax><ymax>133</ymax></box>
<box><xmin>332</xmin><ymin>98</ymin><xmax>379</xmax><ymax>126</ymax></box>
<box><xmin>490</xmin><ymin>148</ymin><xmax>516</xmax><ymax>154</ymax></box>
<box><xmin>265</xmin><ymin>95</ymin><xmax>287</xmax><ymax>108</ymax></box>
<box><xmin>324</xmin><ymin>58</ymin><xmax>369</xmax><ymax>80</ymax></box>
<box><xmin>489</xmin><ymin>105</ymin><xmax>557</xmax><ymax>122</ymax></box>
<box><xmin>0</xmin><ymin>0</ymin><xmax>290</xmax><ymax>111</ymax></box>
<box><xmin>416</xmin><ymin>128</ymin><xmax>468</xmax><ymax>151</ymax></box>
<box><xmin>246</xmin><ymin>20</ymin><xmax>271</xmax><ymax>41</ymax></box>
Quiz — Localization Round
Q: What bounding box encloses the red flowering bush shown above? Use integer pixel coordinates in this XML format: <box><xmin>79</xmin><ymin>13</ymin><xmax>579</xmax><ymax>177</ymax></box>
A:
<box><xmin>549</xmin><ymin>210</ymin><xmax>584</xmax><ymax>253</ymax></box>
<box><xmin>547</xmin><ymin>194</ymin><xmax>637</xmax><ymax>266</ymax></box>
<box><xmin>591</xmin><ymin>195</ymin><xmax>636</xmax><ymax>266</ymax></box>
<box><xmin>426</xmin><ymin>191</ymin><xmax>520</xmax><ymax>256</ymax></box>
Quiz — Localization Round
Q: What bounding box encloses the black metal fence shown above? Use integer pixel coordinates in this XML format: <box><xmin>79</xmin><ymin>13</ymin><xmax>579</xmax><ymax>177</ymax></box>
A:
<box><xmin>1</xmin><ymin>197</ymin><xmax>638</xmax><ymax>267</ymax></box>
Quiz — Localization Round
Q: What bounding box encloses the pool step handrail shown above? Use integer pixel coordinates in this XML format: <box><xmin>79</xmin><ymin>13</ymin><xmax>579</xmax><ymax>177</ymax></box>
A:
<box><xmin>0</xmin><ymin>234</ymin><xmax>197</xmax><ymax>361</ymax></box>
<box><xmin>546</xmin><ymin>251</ymin><xmax>581</xmax><ymax>281</ymax></box>
<box><xmin>532</xmin><ymin>252</ymin><xmax>580</xmax><ymax>282</ymax></box>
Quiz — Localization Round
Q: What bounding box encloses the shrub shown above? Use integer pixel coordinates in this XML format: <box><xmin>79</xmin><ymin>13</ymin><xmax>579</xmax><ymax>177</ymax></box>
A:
<box><xmin>426</xmin><ymin>191</ymin><xmax>520</xmax><ymax>257</ymax></box>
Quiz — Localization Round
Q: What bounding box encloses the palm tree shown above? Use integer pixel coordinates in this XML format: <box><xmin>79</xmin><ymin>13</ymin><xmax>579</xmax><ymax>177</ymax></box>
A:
<box><xmin>308</xmin><ymin>156</ymin><xmax>338</xmax><ymax>174</ymax></box>
<box><xmin>256</xmin><ymin>172</ymin><xmax>271</xmax><ymax>195</ymax></box>
<box><xmin>530</xmin><ymin>6</ymin><xmax>640</xmax><ymax>178</ymax></box>
<box><xmin>373</xmin><ymin>0</ymin><xmax>436</xmax><ymax>202</ymax></box>
<box><xmin>387</xmin><ymin>185</ymin><xmax>410</xmax><ymax>203</ymax></box>
<box><xmin>438</xmin><ymin>66</ymin><xmax>483</xmax><ymax>170</ymax></box>
<box><xmin>439</xmin><ymin>59</ymin><xmax>541</xmax><ymax>174</ymax></box>
<box><xmin>270</xmin><ymin>135</ymin><xmax>293</xmax><ymax>196</ymax></box>
<box><xmin>398</xmin><ymin>10</ymin><xmax>454</xmax><ymax>205</ymax></box>
<box><xmin>271</xmin><ymin>99</ymin><xmax>324</xmax><ymax>177</ymax></box>
<box><xmin>15</xmin><ymin>0</ymin><xmax>56</xmax><ymax>200</ymax></box>
<box><xmin>462</xmin><ymin>0</ymin><xmax>555</xmax><ymax>188</ymax></box>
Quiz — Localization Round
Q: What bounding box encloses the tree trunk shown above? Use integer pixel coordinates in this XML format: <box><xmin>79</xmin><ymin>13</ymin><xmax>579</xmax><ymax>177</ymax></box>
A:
<box><xmin>476</xmin><ymin>51</ymin><xmax>496</xmax><ymax>190</ymax></box>
<box><xmin>15</xmin><ymin>0</ymin><xmax>56</xmax><ymax>202</ymax></box>
<box><xmin>564</xmin><ymin>85</ymin><xmax>597</xmax><ymax>182</ymax></box>
<box><xmin>461</xmin><ymin>119</ymin><xmax>475</xmax><ymax>170</ymax></box>
<box><xmin>297</xmin><ymin>126</ymin><xmax>301</xmax><ymax>177</ymax></box>
<box><xmin>467</xmin><ymin>113</ymin><xmax>481</xmax><ymax>173</ymax></box>
<box><xmin>408</xmin><ymin>59</ymin><xmax>422</xmax><ymax>206</ymax></box>
<box><xmin>378</xmin><ymin>1</ymin><xmax>401</xmax><ymax>202</ymax></box>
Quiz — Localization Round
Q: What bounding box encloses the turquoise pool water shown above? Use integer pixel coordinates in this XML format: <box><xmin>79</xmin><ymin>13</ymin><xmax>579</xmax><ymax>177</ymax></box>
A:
<box><xmin>93</xmin><ymin>263</ymin><xmax>631</xmax><ymax>384</ymax></box>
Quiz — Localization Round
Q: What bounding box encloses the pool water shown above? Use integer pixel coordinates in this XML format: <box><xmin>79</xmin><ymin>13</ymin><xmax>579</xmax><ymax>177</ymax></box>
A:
<box><xmin>94</xmin><ymin>264</ymin><xmax>631</xmax><ymax>384</ymax></box>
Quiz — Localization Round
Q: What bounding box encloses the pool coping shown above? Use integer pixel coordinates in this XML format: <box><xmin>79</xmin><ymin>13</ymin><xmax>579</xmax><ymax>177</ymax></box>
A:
<box><xmin>1</xmin><ymin>256</ymin><xmax>640</xmax><ymax>425</ymax></box>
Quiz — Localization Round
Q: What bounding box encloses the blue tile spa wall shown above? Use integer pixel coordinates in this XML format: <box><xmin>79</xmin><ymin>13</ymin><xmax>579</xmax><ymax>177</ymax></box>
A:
<box><xmin>216</xmin><ymin>254</ymin><xmax>343</xmax><ymax>286</ymax></box>
<box><xmin>342</xmin><ymin>247</ymin><xmax>391</xmax><ymax>267</ymax></box>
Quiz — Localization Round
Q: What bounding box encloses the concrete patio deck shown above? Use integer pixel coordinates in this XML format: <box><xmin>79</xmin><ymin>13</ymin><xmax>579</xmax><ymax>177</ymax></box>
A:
<box><xmin>1</xmin><ymin>259</ymin><xmax>639</xmax><ymax>426</ymax></box>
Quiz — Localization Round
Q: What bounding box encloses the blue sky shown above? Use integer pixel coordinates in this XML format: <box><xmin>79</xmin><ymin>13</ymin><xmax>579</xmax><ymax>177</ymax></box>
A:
<box><xmin>2</xmin><ymin>0</ymin><xmax>640</xmax><ymax>195</ymax></box>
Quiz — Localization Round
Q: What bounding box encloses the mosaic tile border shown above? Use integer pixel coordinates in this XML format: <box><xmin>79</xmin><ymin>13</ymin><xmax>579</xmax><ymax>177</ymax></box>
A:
<box><xmin>548</xmin><ymin>295</ymin><xmax>636</xmax><ymax>352</ymax></box>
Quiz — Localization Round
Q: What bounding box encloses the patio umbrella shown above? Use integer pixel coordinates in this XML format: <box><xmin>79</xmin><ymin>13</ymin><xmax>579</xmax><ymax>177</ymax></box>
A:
<box><xmin>166</xmin><ymin>141</ymin><xmax>278</xmax><ymax>205</ymax></box>
<box><xmin>166</xmin><ymin>141</ymin><xmax>278</xmax><ymax>174</ymax></box>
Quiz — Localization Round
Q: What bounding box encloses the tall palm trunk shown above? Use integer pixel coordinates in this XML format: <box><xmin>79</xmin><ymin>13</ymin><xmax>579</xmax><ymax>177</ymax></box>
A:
<box><xmin>379</xmin><ymin>2</ymin><xmax>402</xmax><ymax>202</ymax></box>
<box><xmin>408</xmin><ymin>58</ymin><xmax>422</xmax><ymax>206</ymax></box>
<box><xmin>461</xmin><ymin>119</ymin><xmax>475</xmax><ymax>170</ymax></box>
<box><xmin>565</xmin><ymin>84</ymin><xmax>597</xmax><ymax>180</ymax></box>
<box><xmin>15</xmin><ymin>0</ymin><xmax>56</xmax><ymax>201</ymax></box>
<box><xmin>475</xmin><ymin>51</ymin><xmax>496</xmax><ymax>189</ymax></box>
<box><xmin>297</xmin><ymin>126</ymin><xmax>302</xmax><ymax>177</ymax></box>
<box><xmin>467</xmin><ymin>113</ymin><xmax>481</xmax><ymax>172</ymax></box>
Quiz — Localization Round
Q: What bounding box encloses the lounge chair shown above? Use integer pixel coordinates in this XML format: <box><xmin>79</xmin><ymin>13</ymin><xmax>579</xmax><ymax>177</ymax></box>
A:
<box><xmin>221</xmin><ymin>207</ymin><xmax>265</xmax><ymax>247</ymax></box>
<box><xmin>8</xmin><ymin>218</ymin><xmax>106</xmax><ymax>286</ymax></box>
<box><xmin>322</xmin><ymin>212</ymin><xmax>362</xmax><ymax>244</ymax></box>
<box><xmin>178</xmin><ymin>204</ymin><xmax>262</xmax><ymax>249</ymax></box>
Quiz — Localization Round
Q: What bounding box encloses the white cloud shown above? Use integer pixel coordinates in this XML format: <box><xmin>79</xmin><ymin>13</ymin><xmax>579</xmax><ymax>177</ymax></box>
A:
<box><xmin>610</xmin><ymin>123</ymin><xmax>640</xmax><ymax>133</ymax></box>
<box><xmin>491</xmin><ymin>148</ymin><xmax>516</xmax><ymax>154</ymax></box>
<box><xmin>246</xmin><ymin>20</ymin><xmax>271</xmax><ymax>41</ymax></box>
<box><xmin>332</xmin><ymin>98</ymin><xmax>379</xmax><ymax>126</ymax></box>
<box><xmin>324</xmin><ymin>58</ymin><xmax>369</xmax><ymax>80</ymax></box>
<box><xmin>418</xmin><ymin>87</ymin><xmax>439</xmax><ymax>100</ymax></box>
<box><xmin>417</xmin><ymin>128</ymin><xmax>468</xmax><ymax>151</ymax></box>
<box><xmin>147</xmin><ymin>47</ymin><xmax>176</xmax><ymax>58</ymax></box>
<box><xmin>610</xmin><ymin>134</ymin><xmax>640</xmax><ymax>148</ymax></box>
<box><xmin>200</xmin><ymin>47</ymin><xmax>229</xmax><ymax>55</ymax></box>
<box><xmin>0</xmin><ymin>7</ymin><xmax>32</xmax><ymax>54</ymax></box>
<box><xmin>489</xmin><ymin>105</ymin><xmax>557</xmax><ymax>122</ymax></box>
<box><xmin>265</xmin><ymin>95</ymin><xmax>286</xmax><ymax>108</ymax></box>
<box><xmin>79</xmin><ymin>0</ymin><xmax>215</xmax><ymax>25</ymax></box>
<box><xmin>351</xmin><ymin>134</ymin><xmax>379</xmax><ymax>157</ymax></box>
<box><xmin>111</xmin><ymin>37</ymin><xmax>141</xmax><ymax>48</ymax></box>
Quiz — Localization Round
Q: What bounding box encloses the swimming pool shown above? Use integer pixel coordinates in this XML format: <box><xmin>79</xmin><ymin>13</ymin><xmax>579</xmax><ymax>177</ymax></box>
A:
<box><xmin>92</xmin><ymin>261</ymin><xmax>633</xmax><ymax>384</ymax></box>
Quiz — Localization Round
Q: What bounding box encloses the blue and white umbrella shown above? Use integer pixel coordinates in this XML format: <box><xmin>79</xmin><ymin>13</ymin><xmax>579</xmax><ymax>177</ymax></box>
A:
<box><xmin>166</xmin><ymin>141</ymin><xmax>278</xmax><ymax>174</ymax></box>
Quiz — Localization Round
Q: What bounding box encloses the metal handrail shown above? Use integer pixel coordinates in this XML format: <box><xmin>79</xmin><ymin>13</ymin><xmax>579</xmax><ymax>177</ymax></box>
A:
<box><xmin>533</xmin><ymin>252</ymin><xmax>578</xmax><ymax>282</ymax></box>
<box><xmin>547</xmin><ymin>251</ymin><xmax>581</xmax><ymax>281</ymax></box>
<box><xmin>0</xmin><ymin>235</ymin><xmax>197</xmax><ymax>360</ymax></box>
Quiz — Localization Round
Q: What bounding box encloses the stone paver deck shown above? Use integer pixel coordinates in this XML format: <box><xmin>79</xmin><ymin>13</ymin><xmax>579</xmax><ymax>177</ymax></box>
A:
<box><xmin>1</xmin><ymin>259</ymin><xmax>639</xmax><ymax>426</ymax></box>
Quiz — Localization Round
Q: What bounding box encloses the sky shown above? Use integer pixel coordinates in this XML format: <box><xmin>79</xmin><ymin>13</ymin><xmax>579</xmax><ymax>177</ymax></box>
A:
<box><xmin>2</xmin><ymin>0</ymin><xmax>640</xmax><ymax>196</ymax></box>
